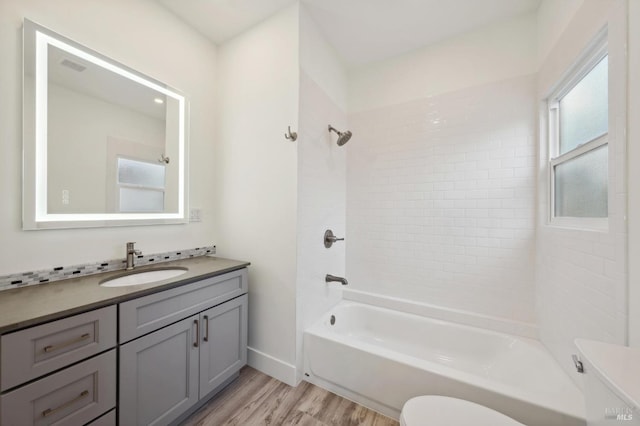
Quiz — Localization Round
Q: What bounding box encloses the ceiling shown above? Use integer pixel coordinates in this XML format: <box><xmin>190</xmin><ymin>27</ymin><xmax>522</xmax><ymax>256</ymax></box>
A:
<box><xmin>157</xmin><ymin>0</ymin><xmax>541</xmax><ymax>67</ymax></box>
<box><xmin>47</xmin><ymin>45</ymin><xmax>167</xmax><ymax>120</ymax></box>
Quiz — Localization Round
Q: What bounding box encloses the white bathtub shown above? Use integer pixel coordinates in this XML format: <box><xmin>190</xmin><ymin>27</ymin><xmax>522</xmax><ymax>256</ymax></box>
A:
<box><xmin>304</xmin><ymin>301</ymin><xmax>585</xmax><ymax>426</ymax></box>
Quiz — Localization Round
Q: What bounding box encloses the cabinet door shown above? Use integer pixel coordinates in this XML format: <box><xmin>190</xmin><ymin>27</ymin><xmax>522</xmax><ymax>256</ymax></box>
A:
<box><xmin>199</xmin><ymin>294</ymin><xmax>248</xmax><ymax>397</ymax></box>
<box><xmin>119</xmin><ymin>315</ymin><xmax>199</xmax><ymax>426</ymax></box>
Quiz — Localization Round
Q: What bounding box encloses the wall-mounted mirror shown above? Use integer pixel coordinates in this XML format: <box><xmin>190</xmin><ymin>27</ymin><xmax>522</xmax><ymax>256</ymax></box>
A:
<box><xmin>23</xmin><ymin>19</ymin><xmax>188</xmax><ymax>229</ymax></box>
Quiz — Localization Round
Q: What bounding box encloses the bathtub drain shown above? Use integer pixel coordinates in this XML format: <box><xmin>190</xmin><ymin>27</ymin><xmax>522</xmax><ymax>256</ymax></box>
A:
<box><xmin>330</xmin><ymin>315</ymin><xmax>336</xmax><ymax>325</ymax></box>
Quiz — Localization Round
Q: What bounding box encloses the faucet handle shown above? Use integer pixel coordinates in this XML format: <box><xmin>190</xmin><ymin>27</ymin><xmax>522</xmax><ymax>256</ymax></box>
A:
<box><xmin>126</xmin><ymin>242</ymin><xmax>140</xmax><ymax>255</ymax></box>
<box><xmin>324</xmin><ymin>230</ymin><xmax>344</xmax><ymax>248</ymax></box>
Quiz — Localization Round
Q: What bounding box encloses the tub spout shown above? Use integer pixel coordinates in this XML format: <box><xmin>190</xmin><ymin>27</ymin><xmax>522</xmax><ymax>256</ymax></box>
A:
<box><xmin>326</xmin><ymin>274</ymin><xmax>348</xmax><ymax>285</ymax></box>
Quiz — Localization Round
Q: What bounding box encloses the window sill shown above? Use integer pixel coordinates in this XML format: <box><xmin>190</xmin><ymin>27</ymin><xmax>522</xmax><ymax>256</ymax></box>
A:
<box><xmin>545</xmin><ymin>217</ymin><xmax>608</xmax><ymax>232</ymax></box>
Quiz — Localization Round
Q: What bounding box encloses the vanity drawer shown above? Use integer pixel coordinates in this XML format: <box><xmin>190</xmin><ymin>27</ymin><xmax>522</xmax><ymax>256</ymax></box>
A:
<box><xmin>0</xmin><ymin>305</ymin><xmax>117</xmax><ymax>391</ymax></box>
<box><xmin>119</xmin><ymin>268</ymin><xmax>248</xmax><ymax>342</ymax></box>
<box><xmin>0</xmin><ymin>349</ymin><xmax>116</xmax><ymax>426</ymax></box>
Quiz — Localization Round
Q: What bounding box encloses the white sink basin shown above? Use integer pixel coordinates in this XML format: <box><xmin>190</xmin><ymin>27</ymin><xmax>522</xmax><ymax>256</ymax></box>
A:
<box><xmin>100</xmin><ymin>267</ymin><xmax>188</xmax><ymax>287</ymax></box>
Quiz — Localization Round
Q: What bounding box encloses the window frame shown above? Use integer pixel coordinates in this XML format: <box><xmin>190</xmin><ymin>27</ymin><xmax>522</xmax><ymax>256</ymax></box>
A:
<box><xmin>546</xmin><ymin>30</ymin><xmax>609</xmax><ymax>230</ymax></box>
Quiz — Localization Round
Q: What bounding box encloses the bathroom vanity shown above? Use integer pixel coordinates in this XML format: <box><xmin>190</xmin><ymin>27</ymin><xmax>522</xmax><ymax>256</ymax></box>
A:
<box><xmin>0</xmin><ymin>256</ymin><xmax>249</xmax><ymax>426</ymax></box>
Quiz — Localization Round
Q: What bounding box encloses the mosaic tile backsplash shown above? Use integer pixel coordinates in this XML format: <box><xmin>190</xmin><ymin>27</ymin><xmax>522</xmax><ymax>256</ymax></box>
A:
<box><xmin>0</xmin><ymin>245</ymin><xmax>216</xmax><ymax>291</ymax></box>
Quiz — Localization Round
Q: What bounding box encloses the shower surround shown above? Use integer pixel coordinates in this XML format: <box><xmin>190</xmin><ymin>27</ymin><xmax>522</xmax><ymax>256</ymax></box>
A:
<box><xmin>347</xmin><ymin>75</ymin><xmax>537</xmax><ymax>326</ymax></box>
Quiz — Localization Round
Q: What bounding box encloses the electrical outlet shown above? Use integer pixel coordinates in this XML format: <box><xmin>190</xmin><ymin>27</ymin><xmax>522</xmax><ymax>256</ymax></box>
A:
<box><xmin>189</xmin><ymin>208</ymin><xmax>202</xmax><ymax>222</ymax></box>
<box><xmin>62</xmin><ymin>189</ymin><xmax>70</xmax><ymax>205</ymax></box>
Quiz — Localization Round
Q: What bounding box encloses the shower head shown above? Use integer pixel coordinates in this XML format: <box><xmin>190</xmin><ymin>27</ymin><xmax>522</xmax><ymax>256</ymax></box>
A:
<box><xmin>328</xmin><ymin>125</ymin><xmax>353</xmax><ymax>146</ymax></box>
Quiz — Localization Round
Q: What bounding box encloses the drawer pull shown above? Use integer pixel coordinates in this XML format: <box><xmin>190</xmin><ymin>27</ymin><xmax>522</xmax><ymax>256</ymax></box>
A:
<box><xmin>42</xmin><ymin>390</ymin><xmax>89</xmax><ymax>417</ymax></box>
<box><xmin>204</xmin><ymin>315</ymin><xmax>209</xmax><ymax>342</ymax></box>
<box><xmin>43</xmin><ymin>333</ymin><xmax>91</xmax><ymax>353</ymax></box>
<box><xmin>193</xmin><ymin>320</ymin><xmax>199</xmax><ymax>347</ymax></box>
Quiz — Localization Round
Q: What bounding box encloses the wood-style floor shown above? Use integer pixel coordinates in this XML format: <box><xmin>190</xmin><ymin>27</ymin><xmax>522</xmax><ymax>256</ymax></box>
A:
<box><xmin>181</xmin><ymin>367</ymin><xmax>399</xmax><ymax>426</ymax></box>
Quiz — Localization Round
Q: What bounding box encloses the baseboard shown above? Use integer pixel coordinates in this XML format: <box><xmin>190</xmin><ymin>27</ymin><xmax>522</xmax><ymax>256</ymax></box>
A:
<box><xmin>247</xmin><ymin>346</ymin><xmax>298</xmax><ymax>386</ymax></box>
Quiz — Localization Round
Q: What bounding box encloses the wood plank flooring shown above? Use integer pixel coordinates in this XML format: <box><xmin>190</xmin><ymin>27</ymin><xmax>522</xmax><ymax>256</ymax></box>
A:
<box><xmin>181</xmin><ymin>367</ymin><xmax>399</xmax><ymax>426</ymax></box>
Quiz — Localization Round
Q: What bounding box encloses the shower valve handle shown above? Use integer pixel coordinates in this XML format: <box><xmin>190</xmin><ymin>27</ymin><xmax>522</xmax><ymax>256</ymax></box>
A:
<box><xmin>324</xmin><ymin>229</ymin><xmax>344</xmax><ymax>248</ymax></box>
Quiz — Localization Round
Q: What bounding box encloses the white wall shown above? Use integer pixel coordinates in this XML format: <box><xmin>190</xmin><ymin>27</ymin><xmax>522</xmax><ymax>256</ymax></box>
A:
<box><xmin>296</xmin><ymin>4</ymin><xmax>348</xmax><ymax>381</ymax></box>
<box><xmin>0</xmin><ymin>0</ymin><xmax>218</xmax><ymax>271</ymax></box>
<box><xmin>348</xmin><ymin>12</ymin><xmax>537</xmax><ymax>113</ymax></box>
<box><xmin>345</xmin><ymin>13</ymin><xmax>538</xmax><ymax>328</ymax></box>
<box><xmin>299</xmin><ymin>6</ymin><xmax>348</xmax><ymax>112</ymax></box>
<box><xmin>629</xmin><ymin>0</ymin><xmax>640</xmax><ymax>348</ymax></box>
<box><xmin>536</xmin><ymin>0</ymin><xmax>585</xmax><ymax>68</ymax></box>
<box><xmin>535</xmin><ymin>0</ymin><xmax>628</xmax><ymax>385</ymax></box>
<box><xmin>215</xmin><ymin>3</ymin><xmax>300</xmax><ymax>385</ymax></box>
<box><xmin>347</xmin><ymin>75</ymin><xmax>538</xmax><ymax>325</ymax></box>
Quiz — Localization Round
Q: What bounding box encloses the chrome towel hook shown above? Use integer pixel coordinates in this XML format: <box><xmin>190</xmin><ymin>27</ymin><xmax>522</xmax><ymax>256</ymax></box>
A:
<box><xmin>285</xmin><ymin>126</ymin><xmax>298</xmax><ymax>142</ymax></box>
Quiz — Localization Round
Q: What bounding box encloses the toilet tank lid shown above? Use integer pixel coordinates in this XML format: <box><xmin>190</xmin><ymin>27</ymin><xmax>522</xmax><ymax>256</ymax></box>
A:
<box><xmin>575</xmin><ymin>338</ymin><xmax>640</xmax><ymax>409</ymax></box>
<box><xmin>401</xmin><ymin>396</ymin><xmax>524</xmax><ymax>426</ymax></box>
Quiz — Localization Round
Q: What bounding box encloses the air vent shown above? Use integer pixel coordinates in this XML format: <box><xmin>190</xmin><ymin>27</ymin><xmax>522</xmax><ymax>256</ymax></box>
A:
<box><xmin>59</xmin><ymin>58</ymin><xmax>86</xmax><ymax>72</ymax></box>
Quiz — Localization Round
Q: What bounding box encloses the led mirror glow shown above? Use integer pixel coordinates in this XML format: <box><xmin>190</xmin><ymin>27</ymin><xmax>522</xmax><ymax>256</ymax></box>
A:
<box><xmin>23</xmin><ymin>19</ymin><xmax>188</xmax><ymax>229</ymax></box>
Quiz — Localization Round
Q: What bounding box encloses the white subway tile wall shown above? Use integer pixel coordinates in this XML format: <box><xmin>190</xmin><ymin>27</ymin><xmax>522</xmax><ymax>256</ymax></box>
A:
<box><xmin>347</xmin><ymin>75</ymin><xmax>537</xmax><ymax>324</ymax></box>
<box><xmin>535</xmin><ymin>203</ymin><xmax>627</xmax><ymax>387</ymax></box>
<box><xmin>296</xmin><ymin>70</ymin><xmax>347</xmax><ymax>333</ymax></box>
<box><xmin>296</xmin><ymin>71</ymin><xmax>347</xmax><ymax>376</ymax></box>
<box><xmin>536</xmin><ymin>225</ymin><xmax>627</xmax><ymax>366</ymax></box>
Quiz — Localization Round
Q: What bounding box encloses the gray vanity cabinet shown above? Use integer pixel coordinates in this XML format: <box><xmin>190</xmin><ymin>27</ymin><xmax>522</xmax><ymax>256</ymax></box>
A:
<box><xmin>119</xmin><ymin>315</ymin><xmax>200</xmax><ymax>426</ymax></box>
<box><xmin>118</xmin><ymin>269</ymin><xmax>249</xmax><ymax>426</ymax></box>
<box><xmin>0</xmin><ymin>266</ymin><xmax>248</xmax><ymax>426</ymax></box>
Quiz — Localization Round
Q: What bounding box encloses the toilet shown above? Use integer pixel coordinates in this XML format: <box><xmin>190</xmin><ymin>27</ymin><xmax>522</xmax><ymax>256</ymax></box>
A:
<box><xmin>575</xmin><ymin>339</ymin><xmax>640</xmax><ymax>426</ymax></box>
<box><xmin>400</xmin><ymin>396</ymin><xmax>524</xmax><ymax>426</ymax></box>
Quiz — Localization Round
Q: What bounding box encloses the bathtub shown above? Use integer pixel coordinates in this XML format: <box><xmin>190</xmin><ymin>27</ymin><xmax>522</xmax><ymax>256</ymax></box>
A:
<box><xmin>304</xmin><ymin>301</ymin><xmax>585</xmax><ymax>426</ymax></box>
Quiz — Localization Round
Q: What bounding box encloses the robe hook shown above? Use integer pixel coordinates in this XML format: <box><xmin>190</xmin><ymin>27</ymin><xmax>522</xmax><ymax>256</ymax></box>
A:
<box><xmin>285</xmin><ymin>126</ymin><xmax>298</xmax><ymax>142</ymax></box>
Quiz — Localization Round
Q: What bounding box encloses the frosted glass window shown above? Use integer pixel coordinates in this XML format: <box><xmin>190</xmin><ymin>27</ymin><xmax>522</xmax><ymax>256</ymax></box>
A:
<box><xmin>559</xmin><ymin>56</ymin><xmax>608</xmax><ymax>154</ymax></box>
<box><xmin>548</xmin><ymin>34</ymin><xmax>609</xmax><ymax>225</ymax></box>
<box><xmin>117</xmin><ymin>158</ymin><xmax>165</xmax><ymax>189</ymax></box>
<box><xmin>554</xmin><ymin>145</ymin><xmax>608</xmax><ymax>218</ymax></box>
<box><xmin>116</xmin><ymin>157</ymin><xmax>166</xmax><ymax>213</ymax></box>
<box><xmin>119</xmin><ymin>187</ymin><xmax>164</xmax><ymax>212</ymax></box>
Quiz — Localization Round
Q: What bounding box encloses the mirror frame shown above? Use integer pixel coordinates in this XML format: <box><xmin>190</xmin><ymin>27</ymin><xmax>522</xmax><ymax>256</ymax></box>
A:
<box><xmin>23</xmin><ymin>19</ymin><xmax>189</xmax><ymax>230</ymax></box>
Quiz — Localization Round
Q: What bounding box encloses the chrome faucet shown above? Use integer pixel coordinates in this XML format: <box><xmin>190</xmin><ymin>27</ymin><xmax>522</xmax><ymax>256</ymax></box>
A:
<box><xmin>326</xmin><ymin>274</ymin><xmax>348</xmax><ymax>285</ymax></box>
<box><xmin>126</xmin><ymin>242</ymin><xmax>142</xmax><ymax>270</ymax></box>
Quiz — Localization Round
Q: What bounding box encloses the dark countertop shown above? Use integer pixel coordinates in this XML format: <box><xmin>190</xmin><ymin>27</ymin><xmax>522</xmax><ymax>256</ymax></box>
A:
<box><xmin>0</xmin><ymin>256</ymin><xmax>250</xmax><ymax>334</ymax></box>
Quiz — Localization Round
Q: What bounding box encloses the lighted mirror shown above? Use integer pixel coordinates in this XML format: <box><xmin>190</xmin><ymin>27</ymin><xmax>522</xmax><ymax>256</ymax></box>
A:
<box><xmin>23</xmin><ymin>19</ymin><xmax>188</xmax><ymax>229</ymax></box>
